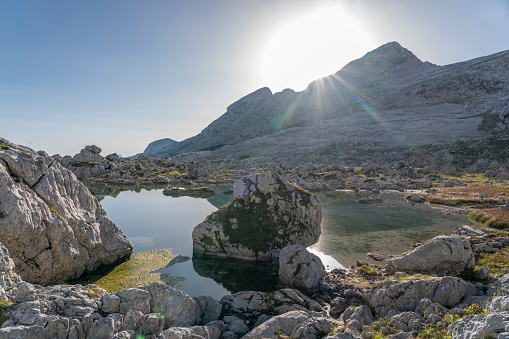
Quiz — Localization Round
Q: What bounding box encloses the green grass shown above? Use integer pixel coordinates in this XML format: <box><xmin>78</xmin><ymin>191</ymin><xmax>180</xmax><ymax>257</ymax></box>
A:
<box><xmin>0</xmin><ymin>298</ymin><xmax>10</xmax><ymax>326</ymax></box>
<box><xmin>74</xmin><ymin>249</ymin><xmax>180</xmax><ymax>292</ymax></box>
<box><xmin>477</xmin><ymin>251</ymin><xmax>509</xmax><ymax>276</ymax></box>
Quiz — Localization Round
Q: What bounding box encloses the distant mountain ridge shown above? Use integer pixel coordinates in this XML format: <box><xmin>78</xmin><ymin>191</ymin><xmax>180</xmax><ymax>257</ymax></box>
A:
<box><xmin>143</xmin><ymin>42</ymin><xmax>509</xmax><ymax>169</ymax></box>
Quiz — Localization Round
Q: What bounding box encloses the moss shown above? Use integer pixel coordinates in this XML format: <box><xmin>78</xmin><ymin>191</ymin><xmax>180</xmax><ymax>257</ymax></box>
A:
<box><xmin>0</xmin><ymin>211</ymin><xmax>4</xmax><ymax>219</ymax></box>
<box><xmin>208</xmin><ymin>176</ymin><xmax>314</xmax><ymax>256</ymax></box>
<box><xmin>0</xmin><ymin>298</ymin><xmax>10</xmax><ymax>326</ymax></box>
<box><xmin>477</xmin><ymin>251</ymin><xmax>509</xmax><ymax>275</ymax></box>
<box><xmin>72</xmin><ymin>249</ymin><xmax>180</xmax><ymax>292</ymax></box>
<box><xmin>0</xmin><ymin>145</ymin><xmax>10</xmax><ymax>150</ymax></box>
<box><xmin>200</xmin><ymin>234</ymin><xmax>214</xmax><ymax>246</ymax></box>
<box><xmin>357</xmin><ymin>265</ymin><xmax>376</xmax><ymax>276</ymax></box>
<box><xmin>294</xmin><ymin>263</ymin><xmax>303</xmax><ymax>277</ymax></box>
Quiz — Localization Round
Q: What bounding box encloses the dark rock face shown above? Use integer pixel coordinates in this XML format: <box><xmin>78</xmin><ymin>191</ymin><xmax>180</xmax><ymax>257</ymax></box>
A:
<box><xmin>192</xmin><ymin>172</ymin><xmax>322</xmax><ymax>261</ymax></box>
<box><xmin>0</xmin><ymin>138</ymin><xmax>132</xmax><ymax>285</ymax></box>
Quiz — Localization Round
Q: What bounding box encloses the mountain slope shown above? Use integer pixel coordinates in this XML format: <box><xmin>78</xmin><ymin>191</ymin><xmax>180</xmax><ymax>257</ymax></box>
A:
<box><xmin>144</xmin><ymin>42</ymin><xmax>509</xmax><ymax>167</ymax></box>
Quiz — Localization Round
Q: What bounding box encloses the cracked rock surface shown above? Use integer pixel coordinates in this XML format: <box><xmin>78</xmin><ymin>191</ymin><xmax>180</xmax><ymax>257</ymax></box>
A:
<box><xmin>0</xmin><ymin>138</ymin><xmax>132</xmax><ymax>285</ymax></box>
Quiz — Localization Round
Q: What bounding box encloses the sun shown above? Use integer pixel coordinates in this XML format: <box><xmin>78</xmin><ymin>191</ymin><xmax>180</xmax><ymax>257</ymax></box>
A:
<box><xmin>259</xmin><ymin>4</ymin><xmax>373</xmax><ymax>92</ymax></box>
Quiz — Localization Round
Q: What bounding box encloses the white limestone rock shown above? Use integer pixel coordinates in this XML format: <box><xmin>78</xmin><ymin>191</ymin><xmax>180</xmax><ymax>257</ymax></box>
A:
<box><xmin>192</xmin><ymin>172</ymin><xmax>322</xmax><ymax>261</ymax></box>
<box><xmin>0</xmin><ymin>138</ymin><xmax>132</xmax><ymax>285</ymax></box>
<box><xmin>385</xmin><ymin>235</ymin><xmax>475</xmax><ymax>276</ymax></box>
<box><xmin>278</xmin><ymin>244</ymin><xmax>326</xmax><ymax>293</ymax></box>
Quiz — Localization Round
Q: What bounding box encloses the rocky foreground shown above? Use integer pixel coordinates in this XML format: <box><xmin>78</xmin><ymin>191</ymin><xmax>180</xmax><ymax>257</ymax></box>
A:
<box><xmin>2</xmin><ymin>138</ymin><xmax>509</xmax><ymax>338</ymax></box>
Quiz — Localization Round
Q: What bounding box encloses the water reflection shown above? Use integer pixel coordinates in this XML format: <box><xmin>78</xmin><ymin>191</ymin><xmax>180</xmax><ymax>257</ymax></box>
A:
<box><xmin>86</xmin><ymin>185</ymin><xmax>469</xmax><ymax>297</ymax></box>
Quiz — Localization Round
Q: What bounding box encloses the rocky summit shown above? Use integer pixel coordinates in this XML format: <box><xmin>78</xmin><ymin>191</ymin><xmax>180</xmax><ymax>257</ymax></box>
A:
<box><xmin>192</xmin><ymin>172</ymin><xmax>322</xmax><ymax>261</ymax></box>
<box><xmin>142</xmin><ymin>42</ymin><xmax>509</xmax><ymax>170</ymax></box>
<box><xmin>0</xmin><ymin>138</ymin><xmax>132</xmax><ymax>285</ymax></box>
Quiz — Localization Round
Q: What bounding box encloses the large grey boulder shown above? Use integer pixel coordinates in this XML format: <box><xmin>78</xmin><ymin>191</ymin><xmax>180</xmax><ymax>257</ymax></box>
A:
<box><xmin>192</xmin><ymin>172</ymin><xmax>322</xmax><ymax>261</ymax></box>
<box><xmin>0</xmin><ymin>138</ymin><xmax>132</xmax><ymax>285</ymax></box>
<box><xmin>242</xmin><ymin>310</ymin><xmax>341</xmax><ymax>339</ymax></box>
<box><xmin>449</xmin><ymin>312</ymin><xmax>509</xmax><ymax>339</ymax></box>
<box><xmin>278</xmin><ymin>244</ymin><xmax>326</xmax><ymax>293</ymax></box>
<box><xmin>369</xmin><ymin>276</ymin><xmax>480</xmax><ymax>318</ymax></box>
<box><xmin>385</xmin><ymin>235</ymin><xmax>475</xmax><ymax>276</ymax></box>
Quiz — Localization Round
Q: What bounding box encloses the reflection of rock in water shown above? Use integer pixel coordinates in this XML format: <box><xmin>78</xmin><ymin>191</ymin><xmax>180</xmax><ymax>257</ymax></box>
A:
<box><xmin>160</xmin><ymin>274</ymin><xmax>186</xmax><ymax>288</ymax></box>
<box><xmin>192</xmin><ymin>255</ymin><xmax>278</xmax><ymax>293</ymax></box>
<box><xmin>207</xmin><ymin>193</ymin><xmax>233</xmax><ymax>209</ymax></box>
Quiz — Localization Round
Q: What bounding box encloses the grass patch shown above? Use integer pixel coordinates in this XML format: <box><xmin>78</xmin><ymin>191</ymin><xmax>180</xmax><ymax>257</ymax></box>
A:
<box><xmin>74</xmin><ymin>249</ymin><xmax>181</xmax><ymax>292</ymax></box>
<box><xmin>357</xmin><ymin>265</ymin><xmax>377</xmax><ymax>276</ymax></box>
<box><xmin>477</xmin><ymin>250</ymin><xmax>509</xmax><ymax>275</ymax></box>
<box><xmin>469</xmin><ymin>209</ymin><xmax>509</xmax><ymax>229</ymax></box>
<box><xmin>0</xmin><ymin>298</ymin><xmax>10</xmax><ymax>326</ymax></box>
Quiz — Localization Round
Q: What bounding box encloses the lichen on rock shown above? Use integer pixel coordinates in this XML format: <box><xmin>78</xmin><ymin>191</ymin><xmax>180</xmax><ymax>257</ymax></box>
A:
<box><xmin>192</xmin><ymin>172</ymin><xmax>322</xmax><ymax>261</ymax></box>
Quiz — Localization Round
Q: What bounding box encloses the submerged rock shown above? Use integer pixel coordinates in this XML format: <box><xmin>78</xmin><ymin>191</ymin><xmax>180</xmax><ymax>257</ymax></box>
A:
<box><xmin>192</xmin><ymin>172</ymin><xmax>322</xmax><ymax>261</ymax></box>
<box><xmin>385</xmin><ymin>235</ymin><xmax>475</xmax><ymax>276</ymax></box>
<box><xmin>0</xmin><ymin>138</ymin><xmax>132</xmax><ymax>285</ymax></box>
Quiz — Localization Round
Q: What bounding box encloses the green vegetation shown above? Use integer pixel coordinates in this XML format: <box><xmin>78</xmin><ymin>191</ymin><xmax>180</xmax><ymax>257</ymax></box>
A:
<box><xmin>76</xmin><ymin>249</ymin><xmax>180</xmax><ymax>292</ymax></box>
<box><xmin>477</xmin><ymin>251</ymin><xmax>509</xmax><ymax>276</ymax></box>
<box><xmin>0</xmin><ymin>145</ymin><xmax>9</xmax><ymax>150</ymax></box>
<box><xmin>207</xmin><ymin>176</ymin><xmax>313</xmax><ymax>256</ymax></box>
<box><xmin>0</xmin><ymin>298</ymin><xmax>10</xmax><ymax>326</ymax></box>
<box><xmin>370</xmin><ymin>318</ymin><xmax>398</xmax><ymax>337</ymax></box>
<box><xmin>357</xmin><ymin>265</ymin><xmax>377</xmax><ymax>276</ymax></box>
<box><xmin>417</xmin><ymin>324</ymin><xmax>450</xmax><ymax>338</ymax></box>
<box><xmin>469</xmin><ymin>209</ymin><xmax>509</xmax><ymax>229</ymax></box>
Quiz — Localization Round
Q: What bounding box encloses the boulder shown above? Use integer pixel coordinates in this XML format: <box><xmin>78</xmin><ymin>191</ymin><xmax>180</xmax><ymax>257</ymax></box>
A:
<box><xmin>0</xmin><ymin>138</ymin><xmax>132</xmax><ymax>285</ymax></box>
<box><xmin>221</xmin><ymin>288</ymin><xmax>322</xmax><ymax>320</ymax></box>
<box><xmin>369</xmin><ymin>276</ymin><xmax>480</xmax><ymax>318</ymax></box>
<box><xmin>241</xmin><ymin>310</ymin><xmax>341</xmax><ymax>339</ymax></box>
<box><xmin>192</xmin><ymin>172</ymin><xmax>322</xmax><ymax>261</ymax></box>
<box><xmin>72</xmin><ymin>145</ymin><xmax>104</xmax><ymax>163</ymax></box>
<box><xmin>449</xmin><ymin>312</ymin><xmax>509</xmax><ymax>339</ymax></box>
<box><xmin>385</xmin><ymin>235</ymin><xmax>474</xmax><ymax>276</ymax></box>
<box><xmin>278</xmin><ymin>244</ymin><xmax>326</xmax><ymax>293</ymax></box>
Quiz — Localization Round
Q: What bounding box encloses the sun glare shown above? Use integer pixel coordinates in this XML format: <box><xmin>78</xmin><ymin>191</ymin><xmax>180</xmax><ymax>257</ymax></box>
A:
<box><xmin>260</xmin><ymin>4</ymin><xmax>373</xmax><ymax>92</ymax></box>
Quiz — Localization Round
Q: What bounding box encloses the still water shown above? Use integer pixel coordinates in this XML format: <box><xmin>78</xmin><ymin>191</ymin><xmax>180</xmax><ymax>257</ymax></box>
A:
<box><xmin>89</xmin><ymin>186</ymin><xmax>469</xmax><ymax>299</ymax></box>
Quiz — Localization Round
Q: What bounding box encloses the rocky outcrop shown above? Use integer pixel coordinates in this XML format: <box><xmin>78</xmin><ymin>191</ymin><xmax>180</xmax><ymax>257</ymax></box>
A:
<box><xmin>242</xmin><ymin>310</ymin><xmax>341</xmax><ymax>339</ymax></box>
<box><xmin>0</xmin><ymin>243</ymin><xmax>21</xmax><ymax>298</ymax></box>
<box><xmin>278</xmin><ymin>244</ymin><xmax>326</xmax><ymax>293</ymax></box>
<box><xmin>192</xmin><ymin>172</ymin><xmax>322</xmax><ymax>261</ymax></box>
<box><xmin>385</xmin><ymin>235</ymin><xmax>475</xmax><ymax>276</ymax></box>
<box><xmin>0</xmin><ymin>138</ymin><xmax>132</xmax><ymax>285</ymax></box>
<box><xmin>369</xmin><ymin>276</ymin><xmax>482</xmax><ymax>318</ymax></box>
<box><xmin>143</xmin><ymin>42</ymin><xmax>509</xmax><ymax>171</ymax></box>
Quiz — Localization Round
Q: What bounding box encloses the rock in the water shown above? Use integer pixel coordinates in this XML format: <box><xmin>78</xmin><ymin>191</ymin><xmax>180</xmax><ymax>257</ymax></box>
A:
<box><xmin>385</xmin><ymin>235</ymin><xmax>474</xmax><ymax>276</ymax></box>
<box><xmin>278</xmin><ymin>244</ymin><xmax>326</xmax><ymax>293</ymax></box>
<box><xmin>0</xmin><ymin>138</ymin><xmax>132</xmax><ymax>285</ymax></box>
<box><xmin>192</xmin><ymin>172</ymin><xmax>322</xmax><ymax>261</ymax></box>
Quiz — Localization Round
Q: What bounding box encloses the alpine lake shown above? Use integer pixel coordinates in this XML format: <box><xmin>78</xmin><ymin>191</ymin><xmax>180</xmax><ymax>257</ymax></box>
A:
<box><xmin>77</xmin><ymin>184</ymin><xmax>469</xmax><ymax>300</ymax></box>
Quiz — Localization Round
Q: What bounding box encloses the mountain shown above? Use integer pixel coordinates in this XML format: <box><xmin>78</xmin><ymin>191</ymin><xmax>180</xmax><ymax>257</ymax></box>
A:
<box><xmin>143</xmin><ymin>42</ymin><xmax>509</xmax><ymax>169</ymax></box>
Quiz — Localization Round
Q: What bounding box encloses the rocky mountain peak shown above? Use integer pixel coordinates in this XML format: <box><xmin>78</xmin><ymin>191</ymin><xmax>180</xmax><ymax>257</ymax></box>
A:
<box><xmin>226</xmin><ymin>87</ymin><xmax>273</xmax><ymax>114</ymax></box>
<box><xmin>340</xmin><ymin>41</ymin><xmax>436</xmax><ymax>84</ymax></box>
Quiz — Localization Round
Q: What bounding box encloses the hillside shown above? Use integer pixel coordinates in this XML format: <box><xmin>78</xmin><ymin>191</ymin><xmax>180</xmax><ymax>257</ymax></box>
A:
<box><xmin>143</xmin><ymin>42</ymin><xmax>509</xmax><ymax>169</ymax></box>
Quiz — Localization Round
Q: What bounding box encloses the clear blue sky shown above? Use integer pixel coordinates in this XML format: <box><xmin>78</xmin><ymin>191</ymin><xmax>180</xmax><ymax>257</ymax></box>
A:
<box><xmin>1</xmin><ymin>0</ymin><xmax>508</xmax><ymax>156</ymax></box>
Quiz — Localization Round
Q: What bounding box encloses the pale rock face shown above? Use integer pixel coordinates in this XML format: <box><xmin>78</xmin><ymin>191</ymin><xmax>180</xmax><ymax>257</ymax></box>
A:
<box><xmin>192</xmin><ymin>172</ymin><xmax>322</xmax><ymax>261</ymax></box>
<box><xmin>385</xmin><ymin>235</ymin><xmax>475</xmax><ymax>276</ymax></box>
<box><xmin>278</xmin><ymin>244</ymin><xmax>326</xmax><ymax>293</ymax></box>
<box><xmin>0</xmin><ymin>138</ymin><xmax>132</xmax><ymax>285</ymax></box>
<box><xmin>72</xmin><ymin>145</ymin><xmax>104</xmax><ymax>163</ymax></box>
<box><xmin>369</xmin><ymin>276</ymin><xmax>480</xmax><ymax>318</ymax></box>
<box><xmin>241</xmin><ymin>310</ymin><xmax>341</xmax><ymax>339</ymax></box>
<box><xmin>449</xmin><ymin>312</ymin><xmax>509</xmax><ymax>339</ymax></box>
<box><xmin>0</xmin><ymin>242</ymin><xmax>22</xmax><ymax>297</ymax></box>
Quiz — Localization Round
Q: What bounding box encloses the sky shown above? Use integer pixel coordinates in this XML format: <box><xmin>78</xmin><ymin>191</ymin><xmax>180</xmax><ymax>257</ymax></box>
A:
<box><xmin>1</xmin><ymin>0</ymin><xmax>508</xmax><ymax>157</ymax></box>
